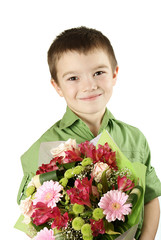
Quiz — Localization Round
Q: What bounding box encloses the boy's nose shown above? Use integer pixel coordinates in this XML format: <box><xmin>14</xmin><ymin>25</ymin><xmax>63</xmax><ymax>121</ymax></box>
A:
<box><xmin>82</xmin><ymin>77</ymin><xmax>98</xmax><ymax>92</ymax></box>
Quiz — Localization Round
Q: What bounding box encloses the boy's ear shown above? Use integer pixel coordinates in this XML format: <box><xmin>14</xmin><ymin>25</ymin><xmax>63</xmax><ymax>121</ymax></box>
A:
<box><xmin>51</xmin><ymin>79</ymin><xmax>64</xmax><ymax>97</ymax></box>
<box><xmin>113</xmin><ymin>66</ymin><xmax>119</xmax><ymax>86</ymax></box>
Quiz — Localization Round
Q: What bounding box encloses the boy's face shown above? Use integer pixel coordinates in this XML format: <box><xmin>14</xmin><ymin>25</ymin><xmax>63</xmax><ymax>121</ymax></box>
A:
<box><xmin>51</xmin><ymin>48</ymin><xmax>118</xmax><ymax>119</ymax></box>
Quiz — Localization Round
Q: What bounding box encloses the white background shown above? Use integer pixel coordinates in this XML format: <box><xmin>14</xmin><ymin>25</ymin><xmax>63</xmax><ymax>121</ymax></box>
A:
<box><xmin>0</xmin><ymin>0</ymin><xmax>161</xmax><ymax>239</ymax></box>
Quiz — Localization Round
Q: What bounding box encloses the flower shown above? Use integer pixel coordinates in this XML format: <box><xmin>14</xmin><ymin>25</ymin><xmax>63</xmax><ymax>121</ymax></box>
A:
<box><xmin>26</xmin><ymin>186</ymin><xmax>36</xmax><ymax>197</ymax></box>
<box><xmin>36</xmin><ymin>157</ymin><xmax>60</xmax><ymax>174</ymax></box>
<box><xmin>73</xmin><ymin>203</ymin><xmax>85</xmax><ymax>214</ymax></box>
<box><xmin>92</xmin><ymin>162</ymin><xmax>111</xmax><ymax>182</ymax></box>
<box><xmin>72</xmin><ymin>217</ymin><xmax>85</xmax><ymax>230</ymax></box>
<box><xmin>81</xmin><ymin>223</ymin><xmax>92</xmax><ymax>235</ymax></box>
<box><xmin>32</xmin><ymin>203</ymin><xmax>59</xmax><ymax>225</ymax></box>
<box><xmin>18</xmin><ymin>137</ymin><xmax>142</xmax><ymax>239</ymax></box>
<box><xmin>117</xmin><ymin>176</ymin><xmax>135</xmax><ymax>192</ymax></box>
<box><xmin>67</xmin><ymin>177</ymin><xmax>92</xmax><ymax>207</ymax></box>
<box><xmin>50</xmin><ymin>139</ymin><xmax>77</xmax><ymax>158</ymax></box>
<box><xmin>78</xmin><ymin>141</ymin><xmax>117</xmax><ymax>169</ymax></box>
<box><xmin>72</xmin><ymin>165</ymin><xmax>84</xmax><ymax>175</ymax></box>
<box><xmin>59</xmin><ymin>177</ymin><xmax>68</xmax><ymax>187</ymax></box>
<box><xmin>64</xmin><ymin>166</ymin><xmax>84</xmax><ymax>179</ymax></box>
<box><xmin>98</xmin><ymin>190</ymin><xmax>132</xmax><ymax>222</ymax></box>
<box><xmin>64</xmin><ymin>169</ymin><xmax>74</xmax><ymax>179</ymax></box>
<box><xmin>92</xmin><ymin>208</ymin><xmax>104</xmax><ymax>221</ymax></box>
<box><xmin>20</xmin><ymin>196</ymin><xmax>34</xmax><ymax>224</ymax></box>
<box><xmin>90</xmin><ymin>219</ymin><xmax>105</xmax><ymax>236</ymax></box>
<box><xmin>33</xmin><ymin>180</ymin><xmax>63</xmax><ymax>208</ymax></box>
<box><xmin>34</xmin><ymin>227</ymin><xmax>55</xmax><ymax>240</ymax></box>
<box><xmin>51</xmin><ymin>211</ymin><xmax>69</xmax><ymax>230</ymax></box>
<box><xmin>63</xmin><ymin>149</ymin><xmax>82</xmax><ymax>163</ymax></box>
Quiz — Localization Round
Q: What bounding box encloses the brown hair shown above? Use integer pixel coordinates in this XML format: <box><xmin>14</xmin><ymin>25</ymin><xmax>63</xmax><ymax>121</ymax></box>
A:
<box><xmin>48</xmin><ymin>26</ymin><xmax>117</xmax><ymax>83</ymax></box>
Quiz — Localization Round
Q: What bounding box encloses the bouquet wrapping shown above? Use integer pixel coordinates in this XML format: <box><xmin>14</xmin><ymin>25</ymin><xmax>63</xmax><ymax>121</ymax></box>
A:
<box><xmin>15</xmin><ymin>130</ymin><xmax>146</xmax><ymax>239</ymax></box>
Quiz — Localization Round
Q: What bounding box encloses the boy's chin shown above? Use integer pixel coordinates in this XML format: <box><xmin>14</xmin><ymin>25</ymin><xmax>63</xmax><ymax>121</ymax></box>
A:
<box><xmin>72</xmin><ymin>106</ymin><xmax>106</xmax><ymax>116</ymax></box>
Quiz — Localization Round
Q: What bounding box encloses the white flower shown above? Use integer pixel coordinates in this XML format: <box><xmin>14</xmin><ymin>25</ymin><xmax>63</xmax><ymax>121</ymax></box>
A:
<box><xmin>20</xmin><ymin>196</ymin><xmax>34</xmax><ymax>224</ymax></box>
<box><xmin>50</xmin><ymin>139</ymin><xmax>76</xmax><ymax>158</ymax></box>
<box><xmin>92</xmin><ymin>162</ymin><xmax>111</xmax><ymax>182</ymax></box>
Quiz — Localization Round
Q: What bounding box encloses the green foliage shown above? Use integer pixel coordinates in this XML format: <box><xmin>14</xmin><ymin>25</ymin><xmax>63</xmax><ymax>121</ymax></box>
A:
<box><xmin>101</xmin><ymin>170</ymin><xmax>108</xmax><ymax>193</ymax></box>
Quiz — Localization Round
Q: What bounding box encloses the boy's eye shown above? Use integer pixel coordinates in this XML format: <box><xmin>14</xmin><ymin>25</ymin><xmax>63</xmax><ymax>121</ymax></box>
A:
<box><xmin>94</xmin><ymin>71</ymin><xmax>104</xmax><ymax>76</ymax></box>
<box><xmin>68</xmin><ymin>76</ymin><xmax>78</xmax><ymax>81</ymax></box>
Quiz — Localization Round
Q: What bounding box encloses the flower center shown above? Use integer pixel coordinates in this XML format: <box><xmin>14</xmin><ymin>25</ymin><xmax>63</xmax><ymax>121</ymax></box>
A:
<box><xmin>45</xmin><ymin>192</ymin><xmax>53</xmax><ymax>201</ymax></box>
<box><xmin>111</xmin><ymin>202</ymin><xmax>121</xmax><ymax>210</ymax></box>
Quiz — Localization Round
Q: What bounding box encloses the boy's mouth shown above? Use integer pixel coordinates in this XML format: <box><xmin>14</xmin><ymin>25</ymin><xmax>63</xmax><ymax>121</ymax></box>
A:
<box><xmin>79</xmin><ymin>93</ymin><xmax>102</xmax><ymax>101</ymax></box>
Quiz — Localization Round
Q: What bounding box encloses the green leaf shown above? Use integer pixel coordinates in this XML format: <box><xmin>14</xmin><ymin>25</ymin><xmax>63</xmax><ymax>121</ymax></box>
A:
<box><xmin>31</xmin><ymin>222</ymin><xmax>50</xmax><ymax>232</ymax></box>
<box><xmin>62</xmin><ymin>162</ymin><xmax>76</xmax><ymax>169</ymax></box>
<box><xmin>101</xmin><ymin>170</ymin><xmax>108</xmax><ymax>193</ymax></box>
<box><xmin>40</xmin><ymin>170</ymin><xmax>58</xmax><ymax>184</ymax></box>
<box><xmin>115</xmin><ymin>221</ymin><xmax>130</xmax><ymax>233</ymax></box>
<box><xmin>54</xmin><ymin>232</ymin><xmax>65</xmax><ymax>240</ymax></box>
<box><xmin>94</xmin><ymin>234</ymin><xmax>119</xmax><ymax>240</ymax></box>
<box><xmin>104</xmin><ymin>221</ymin><xmax>121</xmax><ymax>235</ymax></box>
<box><xmin>80</xmin><ymin>210</ymin><xmax>93</xmax><ymax>218</ymax></box>
<box><xmin>53</xmin><ymin>228</ymin><xmax>66</xmax><ymax>240</ymax></box>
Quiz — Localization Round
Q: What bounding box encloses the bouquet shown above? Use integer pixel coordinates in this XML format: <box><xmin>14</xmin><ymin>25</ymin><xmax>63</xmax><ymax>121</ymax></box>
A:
<box><xmin>18</xmin><ymin>130</ymin><xmax>146</xmax><ymax>240</ymax></box>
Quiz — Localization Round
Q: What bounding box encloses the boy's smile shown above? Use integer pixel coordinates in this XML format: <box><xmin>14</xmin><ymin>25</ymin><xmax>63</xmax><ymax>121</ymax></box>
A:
<box><xmin>79</xmin><ymin>93</ymin><xmax>103</xmax><ymax>101</ymax></box>
<box><xmin>51</xmin><ymin>48</ymin><xmax>118</xmax><ymax>124</ymax></box>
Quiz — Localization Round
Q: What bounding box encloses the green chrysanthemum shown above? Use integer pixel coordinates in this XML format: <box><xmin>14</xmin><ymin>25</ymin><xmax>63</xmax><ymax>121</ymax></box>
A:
<box><xmin>81</xmin><ymin>223</ymin><xmax>92</xmax><ymax>236</ymax></box>
<box><xmin>64</xmin><ymin>169</ymin><xmax>74</xmax><ymax>179</ymax></box>
<box><xmin>26</xmin><ymin>186</ymin><xmax>35</xmax><ymax>197</ymax></box>
<box><xmin>92</xmin><ymin>208</ymin><xmax>104</xmax><ymax>220</ymax></box>
<box><xmin>59</xmin><ymin>177</ymin><xmax>68</xmax><ymax>187</ymax></box>
<box><xmin>72</xmin><ymin>217</ymin><xmax>85</xmax><ymax>231</ymax></box>
<box><xmin>31</xmin><ymin>192</ymin><xmax>36</xmax><ymax>200</ymax></box>
<box><xmin>83</xmin><ymin>235</ymin><xmax>93</xmax><ymax>240</ymax></box>
<box><xmin>73</xmin><ymin>166</ymin><xmax>84</xmax><ymax>175</ymax></box>
<box><xmin>73</xmin><ymin>203</ymin><xmax>85</xmax><ymax>214</ymax></box>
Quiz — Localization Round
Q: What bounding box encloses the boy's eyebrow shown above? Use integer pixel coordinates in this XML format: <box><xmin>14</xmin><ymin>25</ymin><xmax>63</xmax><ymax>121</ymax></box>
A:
<box><xmin>62</xmin><ymin>65</ymin><xmax>109</xmax><ymax>78</ymax></box>
<box><xmin>62</xmin><ymin>71</ymin><xmax>77</xmax><ymax>78</ymax></box>
<box><xmin>92</xmin><ymin>65</ymin><xmax>110</xmax><ymax>70</ymax></box>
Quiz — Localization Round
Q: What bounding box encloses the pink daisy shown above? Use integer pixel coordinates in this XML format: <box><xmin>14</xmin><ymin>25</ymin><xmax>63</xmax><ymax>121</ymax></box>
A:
<box><xmin>98</xmin><ymin>190</ymin><xmax>132</xmax><ymax>222</ymax></box>
<box><xmin>33</xmin><ymin>180</ymin><xmax>63</xmax><ymax>208</ymax></box>
<box><xmin>34</xmin><ymin>227</ymin><xmax>55</xmax><ymax>240</ymax></box>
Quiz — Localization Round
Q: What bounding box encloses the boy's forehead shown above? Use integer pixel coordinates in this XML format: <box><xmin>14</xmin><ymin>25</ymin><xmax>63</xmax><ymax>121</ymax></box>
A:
<box><xmin>56</xmin><ymin>48</ymin><xmax>111</xmax><ymax>73</ymax></box>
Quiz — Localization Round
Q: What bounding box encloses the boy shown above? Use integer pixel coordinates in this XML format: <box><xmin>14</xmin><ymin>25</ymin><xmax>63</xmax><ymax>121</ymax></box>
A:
<box><xmin>17</xmin><ymin>27</ymin><xmax>161</xmax><ymax>239</ymax></box>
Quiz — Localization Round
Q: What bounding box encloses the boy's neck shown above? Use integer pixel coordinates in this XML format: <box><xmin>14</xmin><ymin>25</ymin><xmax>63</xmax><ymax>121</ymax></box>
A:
<box><xmin>73</xmin><ymin>108</ymin><xmax>106</xmax><ymax>137</ymax></box>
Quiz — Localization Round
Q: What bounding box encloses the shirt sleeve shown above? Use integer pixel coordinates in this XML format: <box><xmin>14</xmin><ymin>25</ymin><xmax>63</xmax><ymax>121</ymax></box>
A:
<box><xmin>17</xmin><ymin>139</ymin><xmax>41</xmax><ymax>204</ymax></box>
<box><xmin>143</xmin><ymin>136</ymin><xmax>161</xmax><ymax>204</ymax></box>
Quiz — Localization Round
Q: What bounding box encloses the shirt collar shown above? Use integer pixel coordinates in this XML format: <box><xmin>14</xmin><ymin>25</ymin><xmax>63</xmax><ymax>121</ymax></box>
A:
<box><xmin>99</xmin><ymin>108</ymin><xmax>115</xmax><ymax>133</ymax></box>
<box><xmin>59</xmin><ymin>106</ymin><xmax>115</xmax><ymax>130</ymax></box>
<box><xmin>59</xmin><ymin>106</ymin><xmax>80</xmax><ymax>129</ymax></box>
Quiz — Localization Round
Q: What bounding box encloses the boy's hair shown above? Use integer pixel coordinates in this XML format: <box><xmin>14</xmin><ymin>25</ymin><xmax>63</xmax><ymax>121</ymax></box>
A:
<box><xmin>48</xmin><ymin>26</ymin><xmax>117</xmax><ymax>83</ymax></box>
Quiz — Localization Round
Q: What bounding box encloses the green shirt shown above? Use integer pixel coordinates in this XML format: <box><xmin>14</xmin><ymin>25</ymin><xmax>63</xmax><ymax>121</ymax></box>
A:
<box><xmin>17</xmin><ymin>106</ymin><xmax>161</xmax><ymax>239</ymax></box>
